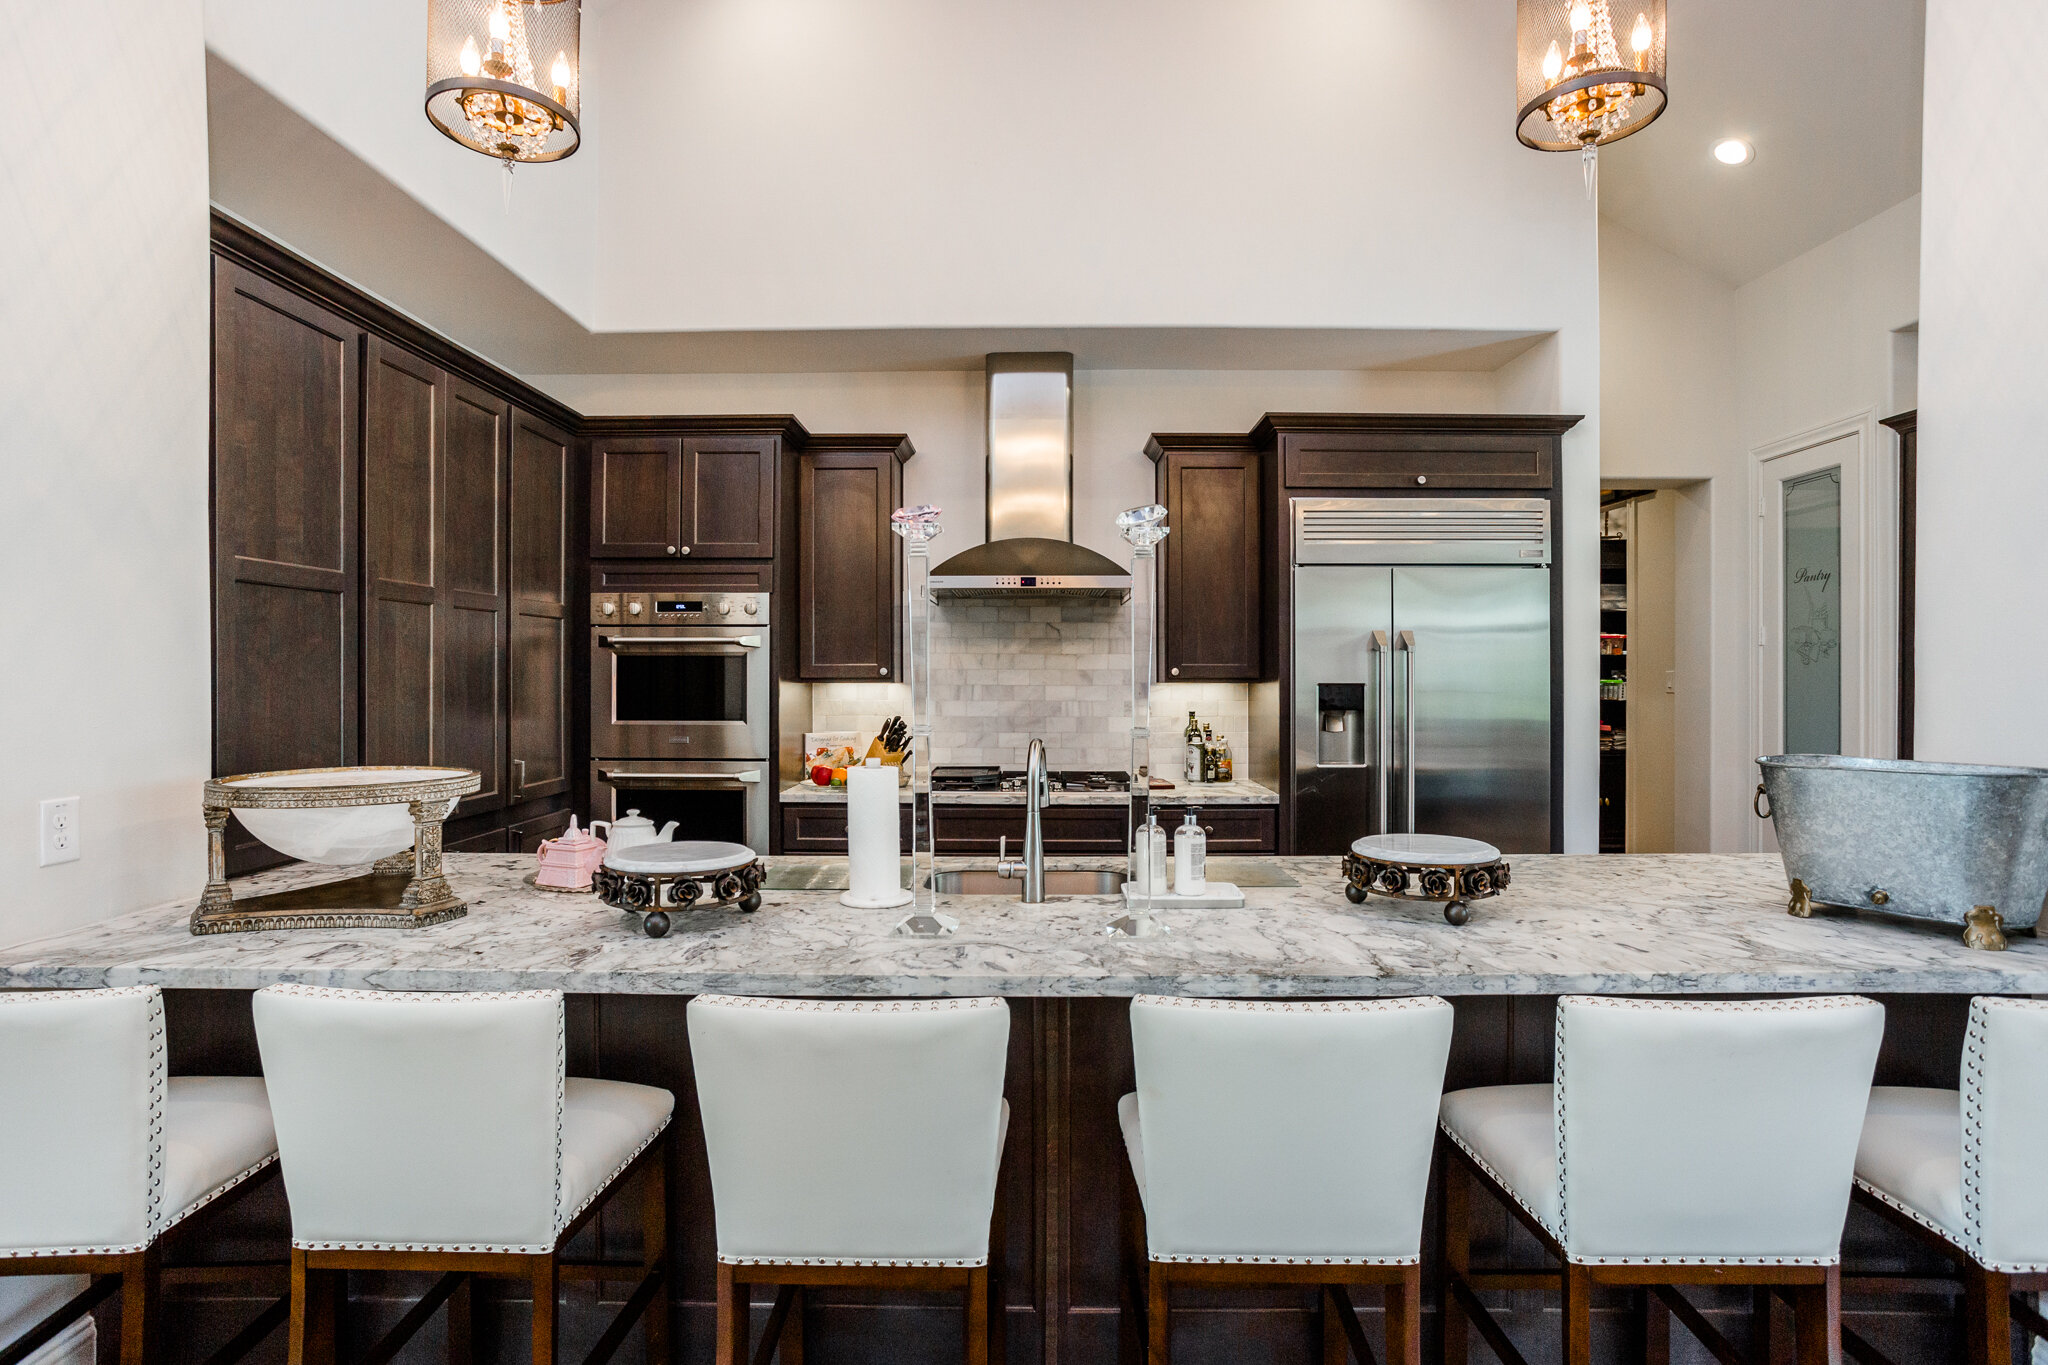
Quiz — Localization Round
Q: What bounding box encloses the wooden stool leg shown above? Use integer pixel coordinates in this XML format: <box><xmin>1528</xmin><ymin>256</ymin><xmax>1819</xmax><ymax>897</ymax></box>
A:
<box><xmin>967</xmin><ymin>1266</ymin><xmax>991</xmax><ymax>1365</ymax></box>
<box><xmin>1322</xmin><ymin>1288</ymin><xmax>1346</xmax><ymax>1365</ymax></box>
<box><xmin>642</xmin><ymin>1149</ymin><xmax>670</xmax><ymax>1365</ymax></box>
<box><xmin>1638</xmin><ymin>1286</ymin><xmax>1671</xmax><ymax>1365</ymax></box>
<box><xmin>1146</xmin><ymin>1263</ymin><xmax>1170</xmax><ymax>1365</ymax></box>
<box><xmin>446</xmin><ymin>1274</ymin><xmax>473</xmax><ymax>1365</ymax></box>
<box><xmin>529</xmin><ymin>1257</ymin><xmax>558</xmax><ymax>1365</ymax></box>
<box><xmin>989</xmin><ymin>1196</ymin><xmax>1006</xmax><ymax>1365</ymax></box>
<box><xmin>1441</xmin><ymin>1152</ymin><xmax>1472</xmax><ymax>1365</ymax></box>
<box><xmin>287</xmin><ymin>1250</ymin><xmax>338</xmax><ymax>1365</ymax></box>
<box><xmin>1752</xmin><ymin>1286</ymin><xmax>1777</xmax><ymax>1365</ymax></box>
<box><xmin>780</xmin><ymin>1287</ymin><xmax>804</xmax><ymax>1365</ymax></box>
<box><xmin>716</xmin><ymin>1265</ymin><xmax>747</xmax><ymax>1365</ymax></box>
<box><xmin>1965</xmin><ymin>1264</ymin><xmax>2013</xmax><ymax>1365</ymax></box>
<box><xmin>118</xmin><ymin>1248</ymin><xmax>159</xmax><ymax>1365</ymax></box>
<box><xmin>1791</xmin><ymin>1266</ymin><xmax>1841</xmax><ymax>1365</ymax></box>
<box><xmin>1385</xmin><ymin>1268</ymin><xmax>1423</xmax><ymax>1365</ymax></box>
<box><xmin>1562</xmin><ymin>1264</ymin><xmax>1594</xmax><ymax>1365</ymax></box>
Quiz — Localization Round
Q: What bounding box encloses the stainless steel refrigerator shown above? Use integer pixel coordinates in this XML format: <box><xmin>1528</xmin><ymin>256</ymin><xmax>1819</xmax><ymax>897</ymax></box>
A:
<box><xmin>1292</xmin><ymin>497</ymin><xmax>1553</xmax><ymax>855</ymax></box>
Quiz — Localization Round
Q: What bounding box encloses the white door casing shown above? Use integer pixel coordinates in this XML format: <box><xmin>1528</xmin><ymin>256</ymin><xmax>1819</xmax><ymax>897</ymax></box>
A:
<box><xmin>1750</xmin><ymin>413</ymin><xmax>1886</xmax><ymax>851</ymax></box>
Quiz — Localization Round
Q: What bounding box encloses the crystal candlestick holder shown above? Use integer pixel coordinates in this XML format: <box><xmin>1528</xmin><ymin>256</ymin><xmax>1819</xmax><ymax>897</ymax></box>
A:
<box><xmin>1107</xmin><ymin>504</ymin><xmax>1170</xmax><ymax>939</ymax></box>
<box><xmin>889</xmin><ymin>506</ymin><xmax>957</xmax><ymax>938</ymax></box>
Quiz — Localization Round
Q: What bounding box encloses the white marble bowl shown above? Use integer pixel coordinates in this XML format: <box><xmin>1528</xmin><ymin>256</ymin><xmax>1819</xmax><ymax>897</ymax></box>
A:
<box><xmin>222</xmin><ymin>767</ymin><xmax>472</xmax><ymax>865</ymax></box>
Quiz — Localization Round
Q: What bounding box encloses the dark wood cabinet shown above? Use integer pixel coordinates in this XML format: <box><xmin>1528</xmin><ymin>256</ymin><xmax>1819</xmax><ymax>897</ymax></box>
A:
<box><xmin>590</xmin><ymin>437</ymin><xmax>681</xmax><ymax>558</ymax></box>
<box><xmin>511</xmin><ymin>410</ymin><xmax>573</xmax><ymax>802</ymax></box>
<box><xmin>1147</xmin><ymin>436</ymin><xmax>1262</xmax><ymax>681</ymax></box>
<box><xmin>362</xmin><ymin>342</ymin><xmax>509</xmax><ymax>820</ymax></box>
<box><xmin>1883</xmin><ymin>409</ymin><xmax>1917</xmax><ymax>759</ymax></box>
<box><xmin>211</xmin><ymin>260</ymin><xmax>364</xmax><ymax>872</ymax></box>
<box><xmin>780</xmin><ymin>801</ymin><xmax>914</xmax><ymax>854</ymax></box>
<box><xmin>798</xmin><ymin>438</ymin><xmax>912</xmax><ymax>679</ymax></box>
<box><xmin>212</xmin><ymin>222</ymin><xmax>579</xmax><ymax>863</ymax></box>
<box><xmin>933</xmin><ymin>805</ymin><xmax>1129</xmax><ymax>855</ymax></box>
<box><xmin>1252</xmin><ymin>413</ymin><xmax>1560</xmax><ymax>490</ymax></box>
<box><xmin>1150</xmin><ymin>804</ymin><xmax>1277</xmax><ymax>853</ymax></box>
<box><xmin>509</xmin><ymin>807</ymin><xmax>575</xmax><ymax>852</ymax></box>
<box><xmin>589</xmin><ymin>426</ymin><xmax>790</xmax><ymax>560</ymax></box>
<box><xmin>684</xmin><ymin>436</ymin><xmax>777</xmax><ymax>558</ymax></box>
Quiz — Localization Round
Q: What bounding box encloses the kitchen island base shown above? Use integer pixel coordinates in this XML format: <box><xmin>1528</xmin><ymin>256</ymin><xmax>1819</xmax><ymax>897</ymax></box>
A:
<box><xmin>132</xmin><ymin>989</ymin><xmax>1978</xmax><ymax>1365</ymax></box>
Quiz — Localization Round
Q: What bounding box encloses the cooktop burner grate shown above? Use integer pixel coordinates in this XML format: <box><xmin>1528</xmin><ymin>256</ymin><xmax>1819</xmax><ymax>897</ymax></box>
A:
<box><xmin>929</xmin><ymin>767</ymin><xmax>1133</xmax><ymax>793</ymax></box>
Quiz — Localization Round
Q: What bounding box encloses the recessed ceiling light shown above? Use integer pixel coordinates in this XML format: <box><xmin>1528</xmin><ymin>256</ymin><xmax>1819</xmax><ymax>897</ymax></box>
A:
<box><xmin>1713</xmin><ymin>138</ymin><xmax>1754</xmax><ymax>166</ymax></box>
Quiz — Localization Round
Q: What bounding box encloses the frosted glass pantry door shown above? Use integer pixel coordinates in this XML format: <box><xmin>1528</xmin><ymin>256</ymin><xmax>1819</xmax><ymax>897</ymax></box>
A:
<box><xmin>1757</xmin><ymin>428</ymin><xmax>1867</xmax><ymax>770</ymax></box>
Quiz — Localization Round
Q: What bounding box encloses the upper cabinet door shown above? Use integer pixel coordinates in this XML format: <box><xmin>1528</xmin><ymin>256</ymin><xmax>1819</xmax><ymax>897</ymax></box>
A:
<box><xmin>799</xmin><ymin>448</ymin><xmax>902</xmax><ymax>679</ymax></box>
<box><xmin>591</xmin><ymin>437</ymin><xmax>682</xmax><ymax>557</ymax></box>
<box><xmin>510</xmin><ymin>410</ymin><xmax>573</xmax><ymax>801</ymax></box>
<box><xmin>211</xmin><ymin>261</ymin><xmax>363</xmax><ymax>871</ymax></box>
<box><xmin>364</xmin><ymin>343</ymin><xmax>510</xmax><ymax>819</ymax></box>
<box><xmin>363</xmin><ymin>338</ymin><xmax>443</xmax><ymax>775</ymax></box>
<box><xmin>1158</xmin><ymin>445</ymin><xmax>1262</xmax><ymax>681</ymax></box>
<box><xmin>682</xmin><ymin>436</ymin><xmax>777</xmax><ymax>558</ymax></box>
<box><xmin>439</xmin><ymin>375</ymin><xmax>511</xmax><ymax>817</ymax></box>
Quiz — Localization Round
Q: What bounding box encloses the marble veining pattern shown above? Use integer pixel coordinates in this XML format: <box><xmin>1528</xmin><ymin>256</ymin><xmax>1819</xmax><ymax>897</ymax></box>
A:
<box><xmin>4</xmin><ymin>854</ymin><xmax>2046</xmax><ymax>997</ymax></box>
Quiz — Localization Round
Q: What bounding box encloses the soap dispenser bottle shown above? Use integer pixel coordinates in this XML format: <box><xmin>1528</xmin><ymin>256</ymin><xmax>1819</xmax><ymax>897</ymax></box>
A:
<box><xmin>1173</xmin><ymin>809</ymin><xmax>1207</xmax><ymax>896</ymax></box>
<box><xmin>1131</xmin><ymin>812</ymin><xmax>1168</xmax><ymax>894</ymax></box>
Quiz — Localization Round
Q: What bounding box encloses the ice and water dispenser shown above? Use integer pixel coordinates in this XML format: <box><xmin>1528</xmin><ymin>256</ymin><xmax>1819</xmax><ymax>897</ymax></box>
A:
<box><xmin>1316</xmin><ymin>683</ymin><xmax>1366</xmax><ymax>767</ymax></box>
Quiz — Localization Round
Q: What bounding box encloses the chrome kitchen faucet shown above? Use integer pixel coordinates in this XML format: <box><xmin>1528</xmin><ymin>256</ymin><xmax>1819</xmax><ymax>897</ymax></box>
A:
<box><xmin>997</xmin><ymin>738</ymin><xmax>1051</xmax><ymax>902</ymax></box>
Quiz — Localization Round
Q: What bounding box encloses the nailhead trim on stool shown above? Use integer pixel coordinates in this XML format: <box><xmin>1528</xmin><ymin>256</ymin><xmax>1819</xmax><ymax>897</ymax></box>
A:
<box><xmin>0</xmin><ymin>986</ymin><xmax>167</xmax><ymax>1258</ymax></box>
<box><xmin>1454</xmin><ymin>994</ymin><xmax>1876</xmax><ymax>1268</ymax></box>
<box><xmin>1137</xmin><ymin>993</ymin><xmax>1447</xmax><ymax>1264</ymax></box>
<box><xmin>1854</xmin><ymin>997</ymin><xmax>2048</xmax><ymax>1275</ymax></box>
<box><xmin>698</xmin><ymin>994</ymin><xmax>1005</xmax><ymax>1267</ymax></box>
<box><xmin>263</xmin><ymin>985</ymin><xmax>586</xmax><ymax>1256</ymax></box>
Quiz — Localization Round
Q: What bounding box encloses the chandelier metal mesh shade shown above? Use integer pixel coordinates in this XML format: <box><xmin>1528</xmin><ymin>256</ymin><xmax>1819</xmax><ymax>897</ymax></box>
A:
<box><xmin>1515</xmin><ymin>0</ymin><xmax>1666</xmax><ymax>151</ymax></box>
<box><xmin>425</xmin><ymin>0</ymin><xmax>581</xmax><ymax>164</ymax></box>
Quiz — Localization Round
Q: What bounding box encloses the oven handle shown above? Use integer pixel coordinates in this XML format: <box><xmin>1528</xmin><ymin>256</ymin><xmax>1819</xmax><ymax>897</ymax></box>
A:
<box><xmin>596</xmin><ymin>768</ymin><xmax>763</xmax><ymax>788</ymax></box>
<box><xmin>597</xmin><ymin>635</ymin><xmax>763</xmax><ymax>654</ymax></box>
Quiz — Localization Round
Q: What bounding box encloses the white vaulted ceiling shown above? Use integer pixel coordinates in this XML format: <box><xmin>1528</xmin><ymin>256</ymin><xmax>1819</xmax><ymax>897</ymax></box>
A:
<box><xmin>1599</xmin><ymin>0</ymin><xmax>1925</xmax><ymax>286</ymax></box>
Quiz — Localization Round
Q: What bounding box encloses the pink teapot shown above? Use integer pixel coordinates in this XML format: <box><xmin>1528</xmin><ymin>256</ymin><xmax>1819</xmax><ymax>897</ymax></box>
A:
<box><xmin>535</xmin><ymin>816</ymin><xmax>607</xmax><ymax>891</ymax></box>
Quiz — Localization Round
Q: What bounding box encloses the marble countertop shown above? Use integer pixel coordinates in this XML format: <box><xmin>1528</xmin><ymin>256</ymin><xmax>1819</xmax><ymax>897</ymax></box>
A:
<box><xmin>4</xmin><ymin>853</ymin><xmax>2045</xmax><ymax>997</ymax></box>
<box><xmin>779</xmin><ymin>780</ymin><xmax>1278</xmax><ymax>806</ymax></box>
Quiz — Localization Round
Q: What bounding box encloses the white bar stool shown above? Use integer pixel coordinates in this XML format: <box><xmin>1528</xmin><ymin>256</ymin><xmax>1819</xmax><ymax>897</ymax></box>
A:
<box><xmin>1437</xmin><ymin>995</ymin><xmax>1884</xmax><ymax>1365</ymax></box>
<box><xmin>1854</xmin><ymin>996</ymin><xmax>2048</xmax><ymax>1364</ymax></box>
<box><xmin>251</xmin><ymin>985</ymin><xmax>674</xmax><ymax>1365</ymax></box>
<box><xmin>1118</xmin><ymin>995</ymin><xmax>1455</xmax><ymax>1365</ymax></box>
<box><xmin>687</xmin><ymin>995</ymin><xmax>1011</xmax><ymax>1365</ymax></box>
<box><xmin>0</xmin><ymin>986</ymin><xmax>280</xmax><ymax>1365</ymax></box>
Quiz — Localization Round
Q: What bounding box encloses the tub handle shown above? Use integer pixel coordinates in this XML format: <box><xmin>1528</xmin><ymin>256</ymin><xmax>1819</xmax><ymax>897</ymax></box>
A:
<box><xmin>1754</xmin><ymin>783</ymin><xmax>1772</xmax><ymax>820</ymax></box>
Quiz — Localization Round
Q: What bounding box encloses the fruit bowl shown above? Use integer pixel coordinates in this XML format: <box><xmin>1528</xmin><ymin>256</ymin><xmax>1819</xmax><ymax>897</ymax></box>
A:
<box><xmin>219</xmin><ymin>767</ymin><xmax>474</xmax><ymax>864</ymax></box>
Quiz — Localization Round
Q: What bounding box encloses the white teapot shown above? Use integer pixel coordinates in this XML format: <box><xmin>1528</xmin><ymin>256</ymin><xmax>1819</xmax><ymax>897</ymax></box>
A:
<box><xmin>591</xmin><ymin>809</ymin><xmax>678</xmax><ymax>850</ymax></box>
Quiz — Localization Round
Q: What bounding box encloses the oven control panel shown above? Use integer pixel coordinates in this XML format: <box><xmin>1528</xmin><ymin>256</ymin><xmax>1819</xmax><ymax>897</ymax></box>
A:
<box><xmin>592</xmin><ymin>592</ymin><xmax>767</xmax><ymax>624</ymax></box>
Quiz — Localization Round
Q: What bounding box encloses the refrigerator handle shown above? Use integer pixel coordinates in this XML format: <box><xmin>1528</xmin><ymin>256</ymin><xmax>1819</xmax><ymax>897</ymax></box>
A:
<box><xmin>1398</xmin><ymin>630</ymin><xmax>1417</xmax><ymax>833</ymax></box>
<box><xmin>1371</xmin><ymin>630</ymin><xmax>1391</xmax><ymax>835</ymax></box>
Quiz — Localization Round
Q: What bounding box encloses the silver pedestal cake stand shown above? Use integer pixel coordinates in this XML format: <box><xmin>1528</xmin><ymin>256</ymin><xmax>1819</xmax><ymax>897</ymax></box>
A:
<box><xmin>592</xmin><ymin>841</ymin><xmax>764</xmax><ymax>938</ymax></box>
<box><xmin>1343</xmin><ymin>833</ymin><xmax>1511</xmax><ymax>925</ymax></box>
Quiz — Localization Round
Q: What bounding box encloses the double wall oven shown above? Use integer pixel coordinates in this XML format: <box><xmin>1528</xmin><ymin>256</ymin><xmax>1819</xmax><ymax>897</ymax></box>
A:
<box><xmin>589</xmin><ymin>591</ymin><xmax>771</xmax><ymax>848</ymax></box>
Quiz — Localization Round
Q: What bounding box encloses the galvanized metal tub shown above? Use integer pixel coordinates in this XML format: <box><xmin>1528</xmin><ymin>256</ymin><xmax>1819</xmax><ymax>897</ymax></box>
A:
<box><xmin>1756</xmin><ymin>754</ymin><xmax>2048</xmax><ymax>944</ymax></box>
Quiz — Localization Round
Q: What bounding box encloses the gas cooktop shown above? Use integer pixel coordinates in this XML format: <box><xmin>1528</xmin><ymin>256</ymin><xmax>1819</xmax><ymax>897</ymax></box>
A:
<box><xmin>930</xmin><ymin>766</ymin><xmax>1132</xmax><ymax>793</ymax></box>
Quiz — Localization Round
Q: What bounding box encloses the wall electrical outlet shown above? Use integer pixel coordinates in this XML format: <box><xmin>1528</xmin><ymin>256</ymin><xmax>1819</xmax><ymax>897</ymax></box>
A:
<box><xmin>39</xmin><ymin>797</ymin><xmax>80</xmax><ymax>866</ymax></box>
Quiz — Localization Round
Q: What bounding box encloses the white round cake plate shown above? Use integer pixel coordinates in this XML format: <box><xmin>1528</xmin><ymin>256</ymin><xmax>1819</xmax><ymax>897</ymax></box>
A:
<box><xmin>603</xmin><ymin>840</ymin><xmax>758</xmax><ymax>876</ymax></box>
<box><xmin>1350</xmin><ymin>833</ymin><xmax>1501</xmax><ymax>866</ymax></box>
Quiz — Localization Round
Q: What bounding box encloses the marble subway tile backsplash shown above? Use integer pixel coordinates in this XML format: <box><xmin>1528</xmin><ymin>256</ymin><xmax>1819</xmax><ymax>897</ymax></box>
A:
<box><xmin>807</xmin><ymin>600</ymin><xmax>1248</xmax><ymax>776</ymax></box>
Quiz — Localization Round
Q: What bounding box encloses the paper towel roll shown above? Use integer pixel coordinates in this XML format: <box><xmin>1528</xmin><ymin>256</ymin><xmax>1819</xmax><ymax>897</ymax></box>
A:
<box><xmin>841</xmin><ymin>761</ymin><xmax>912</xmax><ymax>908</ymax></box>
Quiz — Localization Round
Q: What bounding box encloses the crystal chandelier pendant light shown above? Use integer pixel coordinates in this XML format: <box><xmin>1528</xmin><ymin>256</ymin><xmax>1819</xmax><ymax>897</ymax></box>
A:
<box><xmin>1515</xmin><ymin>0</ymin><xmax>1666</xmax><ymax>194</ymax></box>
<box><xmin>425</xmin><ymin>0</ymin><xmax>581</xmax><ymax>164</ymax></box>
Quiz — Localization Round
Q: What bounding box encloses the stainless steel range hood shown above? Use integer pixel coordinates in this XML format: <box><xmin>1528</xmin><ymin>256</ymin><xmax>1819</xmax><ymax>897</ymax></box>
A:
<box><xmin>930</xmin><ymin>353</ymin><xmax>1130</xmax><ymax>601</ymax></box>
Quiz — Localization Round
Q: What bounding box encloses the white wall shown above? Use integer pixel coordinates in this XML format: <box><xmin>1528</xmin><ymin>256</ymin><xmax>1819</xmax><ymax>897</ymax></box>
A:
<box><xmin>0</xmin><ymin>6</ymin><xmax>214</xmax><ymax>953</ymax></box>
<box><xmin>204</xmin><ymin>0</ymin><xmax>597</xmax><ymax>324</ymax></box>
<box><xmin>1600</xmin><ymin>198</ymin><xmax>1919</xmax><ymax>849</ymax></box>
<box><xmin>0</xmin><ymin>5</ymin><xmax>208</xmax><ymax>1338</ymax></box>
<box><xmin>1915</xmin><ymin>0</ymin><xmax>2048</xmax><ymax>765</ymax></box>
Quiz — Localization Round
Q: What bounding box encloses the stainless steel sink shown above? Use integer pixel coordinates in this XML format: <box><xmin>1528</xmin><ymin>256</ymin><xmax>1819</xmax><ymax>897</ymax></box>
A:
<box><xmin>930</xmin><ymin>869</ymin><xmax>1127</xmax><ymax>897</ymax></box>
